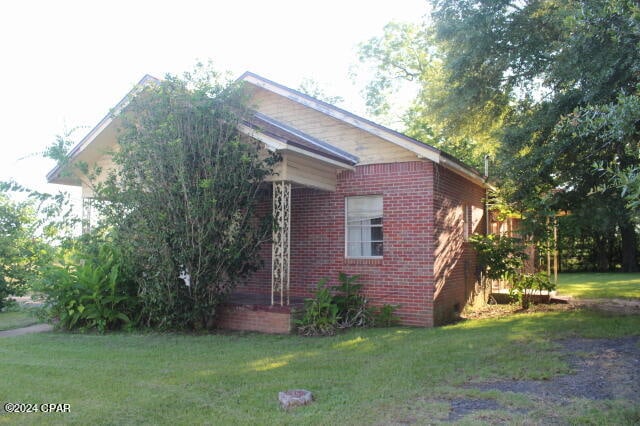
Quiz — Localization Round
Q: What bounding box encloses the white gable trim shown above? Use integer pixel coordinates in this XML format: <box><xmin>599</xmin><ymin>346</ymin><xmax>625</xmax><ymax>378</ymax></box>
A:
<box><xmin>241</xmin><ymin>72</ymin><xmax>487</xmax><ymax>187</ymax></box>
<box><xmin>46</xmin><ymin>75</ymin><xmax>159</xmax><ymax>183</ymax></box>
<box><xmin>242</xmin><ymin>73</ymin><xmax>441</xmax><ymax>164</ymax></box>
<box><xmin>237</xmin><ymin>123</ymin><xmax>354</xmax><ymax>170</ymax></box>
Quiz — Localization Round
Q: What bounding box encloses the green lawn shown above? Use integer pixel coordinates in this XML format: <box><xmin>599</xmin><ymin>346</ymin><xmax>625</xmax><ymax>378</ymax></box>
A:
<box><xmin>1</xmin><ymin>310</ymin><xmax>639</xmax><ymax>425</ymax></box>
<box><xmin>0</xmin><ymin>309</ymin><xmax>39</xmax><ymax>331</ymax></box>
<box><xmin>557</xmin><ymin>272</ymin><xmax>640</xmax><ymax>299</ymax></box>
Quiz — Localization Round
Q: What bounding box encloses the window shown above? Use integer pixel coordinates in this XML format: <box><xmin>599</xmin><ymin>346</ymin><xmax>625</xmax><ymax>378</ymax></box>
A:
<box><xmin>345</xmin><ymin>196</ymin><xmax>383</xmax><ymax>258</ymax></box>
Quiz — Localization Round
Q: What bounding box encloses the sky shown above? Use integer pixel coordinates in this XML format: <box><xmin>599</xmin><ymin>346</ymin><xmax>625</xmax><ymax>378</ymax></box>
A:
<box><xmin>0</xmin><ymin>0</ymin><xmax>428</xmax><ymax>199</ymax></box>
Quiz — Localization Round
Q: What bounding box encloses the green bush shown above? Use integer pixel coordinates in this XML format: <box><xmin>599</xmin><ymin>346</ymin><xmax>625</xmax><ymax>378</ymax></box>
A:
<box><xmin>93</xmin><ymin>67</ymin><xmax>276</xmax><ymax>330</ymax></box>
<box><xmin>37</xmin><ymin>237</ymin><xmax>139</xmax><ymax>332</ymax></box>
<box><xmin>512</xmin><ymin>272</ymin><xmax>556</xmax><ymax>309</ymax></box>
<box><xmin>333</xmin><ymin>272</ymin><xmax>373</xmax><ymax>329</ymax></box>
<box><xmin>296</xmin><ymin>273</ymin><xmax>393</xmax><ymax>336</ymax></box>
<box><xmin>469</xmin><ymin>234</ymin><xmax>527</xmax><ymax>282</ymax></box>
<box><xmin>372</xmin><ymin>304</ymin><xmax>400</xmax><ymax>327</ymax></box>
<box><xmin>0</xmin><ymin>192</ymin><xmax>53</xmax><ymax>311</ymax></box>
<box><xmin>296</xmin><ymin>279</ymin><xmax>339</xmax><ymax>336</ymax></box>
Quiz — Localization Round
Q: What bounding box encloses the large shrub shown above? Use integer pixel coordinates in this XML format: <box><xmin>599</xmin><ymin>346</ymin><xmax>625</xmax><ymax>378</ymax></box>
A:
<box><xmin>95</xmin><ymin>66</ymin><xmax>277</xmax><ymax>329</ymax></box>
<box><xmin>469</xmin><ymin>234</ymin><xmax>527</xmax><ymax>282</ymax></box>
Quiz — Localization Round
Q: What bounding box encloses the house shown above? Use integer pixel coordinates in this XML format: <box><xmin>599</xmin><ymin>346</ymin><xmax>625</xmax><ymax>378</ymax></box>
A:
<box><xmin>47</xmin><ymin>72</ymin><xmax>488</xmax><ymax>333</ymax></box>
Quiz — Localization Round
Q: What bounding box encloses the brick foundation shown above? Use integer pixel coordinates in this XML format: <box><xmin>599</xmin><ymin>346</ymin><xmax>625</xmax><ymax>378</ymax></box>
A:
<box><xmin>216</xmin><ymin>303</ymin><xmax>296</xmax><ymax>334</ymax></box>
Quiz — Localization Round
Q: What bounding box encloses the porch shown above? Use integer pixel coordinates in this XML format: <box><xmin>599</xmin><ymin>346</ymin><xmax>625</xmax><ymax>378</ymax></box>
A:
<box><xmin>216</xmin><ymin>292</ymin><xmax>306</xmax><ymax>334</ymax></box>
<box><xmin>215</xmin><ymin>115</ymin><xmax>357</xmax><ymax>333</ymax></box>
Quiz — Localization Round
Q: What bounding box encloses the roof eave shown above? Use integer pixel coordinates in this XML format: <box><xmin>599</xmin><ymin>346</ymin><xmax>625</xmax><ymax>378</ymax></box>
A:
<box><xmin>46</xmin><ymin>74</ymin><xmax>160</xmax><ymax>185</ymax></box>
<box><xmin>239</xmin><ymin>71</ymin><xmax>486</xmax><ymax>185</ymax></box>
<box><xmin>237</xmin><ymin>123</ymin><xmax>355</xmax><ymax>170</ymax></box>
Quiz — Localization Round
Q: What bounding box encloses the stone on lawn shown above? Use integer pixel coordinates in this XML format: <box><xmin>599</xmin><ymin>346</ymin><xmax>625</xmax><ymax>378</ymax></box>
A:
<box><xmin>278</xmin><ymin>389</ymin><xmax>313</xmax><ymax>410</ymax></box>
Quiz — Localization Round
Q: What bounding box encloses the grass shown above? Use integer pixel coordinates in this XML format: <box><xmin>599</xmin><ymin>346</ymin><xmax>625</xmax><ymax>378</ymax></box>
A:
<box><xmin>557</xmin><ymin>272</ymin><xmax>640</xmax><ymax>299</ymax></box>
<box><xmin>1</xmin><ymin>309</ymin><xmax>639</xmax><ymax>425</ymax></box>
<box><xmin>0</xmin><ymin>308</ymin><xmax>40</xmax><ymax>331</ymax></box>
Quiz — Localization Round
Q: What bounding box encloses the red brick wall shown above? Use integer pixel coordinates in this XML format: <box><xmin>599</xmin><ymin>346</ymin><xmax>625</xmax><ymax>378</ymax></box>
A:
<box><xmin>291</xmin><ymin>161</ymin><xmax>437</xmax><ymax>326</ymax></box>
<box><xmin>235</xmin><ymin>196</ymin><xmax>273</xmax><ymax>297</ymax></box>
<box><xmin>216</xmin><ymin>305</ymin><xmax>293</xmax><ymax>334</ymax></box>
<box><xmin>238</xmin><ymin>160</ymin><xmax>485</xmax><ymax>327</ymax></box>
<box><xmin>241</xmin><ymin>161</ymin><xmax>436</xmax><ymax>326</ymax></box>
<box><xmin>432</xmin><ymin>164</ymin><xmax>486</xmax><ymax>325</ymax></box>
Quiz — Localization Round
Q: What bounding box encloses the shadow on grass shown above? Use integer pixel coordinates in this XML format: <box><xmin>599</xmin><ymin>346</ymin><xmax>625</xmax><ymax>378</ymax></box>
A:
<box><xmin>1</xmin><ymin>309</ymin><xmax>639</xmax><ymax>424</ymax></box>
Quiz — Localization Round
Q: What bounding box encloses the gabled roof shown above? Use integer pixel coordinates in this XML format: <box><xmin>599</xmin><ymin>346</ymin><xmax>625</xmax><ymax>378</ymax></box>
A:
<box><xmin>48</xmin><ymin>71</ymin><xmax>486</xmax><ymax>187</ymax></box>
<box><xmin>46</xmin><ymin>74</ymin><xmax>160</xmax><ymax>184</ymax></box>
<box><xmin>238</xmin><ymin>71</ymin><xmax>486</xmax><ymax>186</ymax></box>
<box><xmin>243</xmin><ymin>112</ymin><xmax>358</xmax><ymax>166</ymax></box>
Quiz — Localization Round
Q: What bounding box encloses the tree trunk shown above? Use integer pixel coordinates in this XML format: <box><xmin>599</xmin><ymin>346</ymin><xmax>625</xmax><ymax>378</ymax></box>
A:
<box><xmin>620</xmin><ymin>217</ymin><xmax>638</xmax><ymax>272</ymax></box>
<box><xmin>595</xmin><ymin>236</ymin><xmax>610</xmax><ymax>272</ymax></box>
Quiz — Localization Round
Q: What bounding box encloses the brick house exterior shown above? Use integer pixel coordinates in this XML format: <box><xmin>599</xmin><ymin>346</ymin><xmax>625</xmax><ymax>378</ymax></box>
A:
<box><xmin>47</xmin><ymin>72</ymin><xmax>487</xmax><ymax>332</ymax></box>
<box><xmin>238</xmin><ymin>161</ymin><xmax>485</xmax><ymax>327</ymax></box>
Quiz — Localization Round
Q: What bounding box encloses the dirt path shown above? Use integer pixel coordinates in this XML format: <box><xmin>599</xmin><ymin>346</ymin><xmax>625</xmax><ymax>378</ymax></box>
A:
<box><xmin>566</xmin><ymin>297</ymin><xmax>640</xmax><ymax>315</ymax></box>
<box><xmin>0</xmin><ymin>323</ymin><xmax>53</xmax><ymax>337</ymax></box>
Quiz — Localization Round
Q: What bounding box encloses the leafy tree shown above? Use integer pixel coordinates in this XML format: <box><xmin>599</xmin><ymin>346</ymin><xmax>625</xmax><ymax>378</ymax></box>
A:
<box><xmin>297</xmin><ymin>78</ymin><xmax>344</xmax><ymax>105</ymax></box>
<box><xmin>95</xmin><ymin>66</ymin><xmax>277</xmax><ymax>329</ymax></box>
<box><xmin>556</xmin><ymin>91</ymin><xmax>640</xmax><ymax>216</ymax></box>
<box><xmin>357</xmin><ymin>20</ymin><xmax>499</xmax><ymax>168</ymax></box>
<box><xmin>360</xmin><ymin>0</ymin><xmax>640</xmax><ymax>271</ymax></box>
<box><xmin>0</xmin><ymin>192</ymin><xmax>51</xmax><ymax>309</ymax></box>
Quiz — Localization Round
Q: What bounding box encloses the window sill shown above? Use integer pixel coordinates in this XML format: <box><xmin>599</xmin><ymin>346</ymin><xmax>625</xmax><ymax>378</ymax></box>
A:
<box><xmin>344</xmin><ymin>257</ymin><xmax>384</xmax><ymax>266</ymax></box>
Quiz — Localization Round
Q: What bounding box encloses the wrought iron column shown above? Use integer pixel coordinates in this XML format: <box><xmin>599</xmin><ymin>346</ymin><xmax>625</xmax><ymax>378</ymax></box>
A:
<box><xmin>271</xmin><ymin>181</ymin><xmax>291</xmax><ymax>306</ymax></box>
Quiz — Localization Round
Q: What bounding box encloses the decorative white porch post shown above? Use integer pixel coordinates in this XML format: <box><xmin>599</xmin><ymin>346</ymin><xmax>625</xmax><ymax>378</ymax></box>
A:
<box><xmin>82</xmin><ymin>197</ymin><xmax>93</xmax><ymax>234</ymax></box>
<box><xmin>271</xmin><ymin>181</ymin><xmax>291</xmax><ymax>306</ymax></box>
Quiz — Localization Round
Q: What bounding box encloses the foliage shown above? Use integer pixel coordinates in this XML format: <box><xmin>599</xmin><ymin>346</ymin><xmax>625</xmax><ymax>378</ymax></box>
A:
<box><xmin>332</xmin><ymin>272</ymin><xmax>373</xmax><ymax>329</ymax></box>
<box><xmin>295</xmin><ymin>279</ymin><xmax>339</xmax><ymax>336</ymax></box>
<box><xmin>356</xmin><ymin>20</ymin><xmax>495</xmax><ymax>168</ymax></box>
<box><xmin>297</xmin><ymin>78</ymin><xmax>344</xmax><ymax>105</ymax></box>
<box><xmin>91</xmin><ymin>64</ymin><xmax>277</xmax><ymax>330</ymax></box>
<box><xmin>372</xmin><ymin>304</ymin><xmax>401</xmax><ymax>327</ymax></box>
<box><xmin>359</xmin><ymin>0</ymin><xmax>640</xmax><ymax>272</ymax></box>
<box><xmin>36</xmin><ymin>235</ymin><xmax>139</xmax><ymax>332</ymax></box>
<box><xmin>0</xmin><ymin>192</ymin><xmax>54</xmax><ymax>310</ymax></box>
<box><xmin>435</xmin><ymin>0</ymin><xmax>640</xmax><ymax>271</ymax></box>
<box><xmin>555</xmin><ymin>90</ymin><xmax>640</xmax><ymax>216</ymax></box>
<box><xmin>297</xmin><ymin>273</ymin><xmax>380</xmax><ymax>336</ymax></box>
<box><xmin>469</xmin><ymin>234</ymin><xmax>527</xmax><ymax>282</ymax></box>
<box><xmin>511</xmin><ymin>272</ymin><xmax>556</xmax><ymax>309</ymax></box>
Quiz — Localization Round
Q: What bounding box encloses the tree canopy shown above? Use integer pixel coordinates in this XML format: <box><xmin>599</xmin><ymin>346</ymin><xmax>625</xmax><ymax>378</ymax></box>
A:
<box><xmin>0</xmin><ymin>185</ymin><xmax>65</xmax><ymax>309</ymax></box>
<box><xmin>359</xmin><ymin>0</ymin><xmax>640</xmax><ymax>271</ymax></box>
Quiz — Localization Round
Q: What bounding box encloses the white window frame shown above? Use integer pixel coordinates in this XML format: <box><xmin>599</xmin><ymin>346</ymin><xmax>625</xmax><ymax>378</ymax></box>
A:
<box><xmin>345</xmin><ymin>195</ymin><xmax>384</xmax><ymax>259</ymax></box>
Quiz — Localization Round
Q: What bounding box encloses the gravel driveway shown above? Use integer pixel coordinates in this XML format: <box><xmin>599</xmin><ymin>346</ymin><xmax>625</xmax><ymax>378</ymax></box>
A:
<box><xmin>446</xmin><ymin>336</ymin><xmax>640</xmax><ymax>422</ymax></box>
